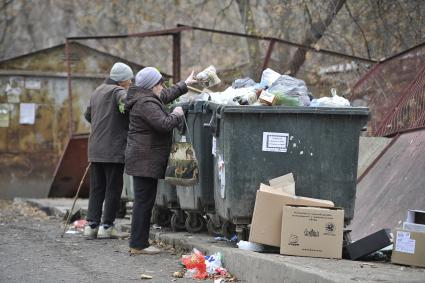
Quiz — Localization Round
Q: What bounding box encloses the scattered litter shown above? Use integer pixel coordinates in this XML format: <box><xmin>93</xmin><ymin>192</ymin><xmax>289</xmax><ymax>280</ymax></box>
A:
<box><xmin>237</xmin><ymin>240</ymin><xmax>264</xmax><ymax>252</ymax></box>
<box><xmin>72</xmin><ymin>219</ymin><xmax>87</xmax><ymax>229</ymax></box>
<box><xmin>140</xmin><ymin>274</ymin><xmax>153</xmax><ymax>280</ymax></box>
<box><xmin>181</xmin><ymin>249</ymin><xmax>230</xmax><ymax>280</ymax></box>
<box><xmin>181</xmin><ymin>249</ymin><xmax>208</xmax><ymax>279</ymax></box>
<box><xmin>172</xmin><ymin>271</ymin><xmax>184</xmax><ymax>278</ymax></box>
<box><xmin>214</xmin><ymin>235</ymin><xmax>238</xmax><ymax>242</ymax></box>
<box><xmin>205</xmin><ymin>252</ymin><xmax>225</xmax><ymax>276</ymax></box>
<box><xmin>65</xmin><ymin>219</ymin><xmax>87</xmax><ymax>235</ymax></box>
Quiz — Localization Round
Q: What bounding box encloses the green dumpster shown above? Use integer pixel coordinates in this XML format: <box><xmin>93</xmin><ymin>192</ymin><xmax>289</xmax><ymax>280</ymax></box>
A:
<box><xmin>206</xmin><ymin>103</ymin><xmax>369</xmax><ymax>237</ymax></box>
<box><xmin>122</xmin><ymin>173</ymin><xmax>180</xmax><ymax>227</ymax></box>
<box><xmin>172</xmin><ymin>101</ymin><xmax>217</xmax><ymax>233</ymax></box>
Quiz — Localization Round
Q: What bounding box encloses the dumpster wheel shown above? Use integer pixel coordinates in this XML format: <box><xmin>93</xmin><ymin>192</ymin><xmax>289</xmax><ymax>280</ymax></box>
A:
<box><xmin>221</xmin><ymin>221</ymin><xmax>236</xmax><ymax>239</ymax></box>
<box><xmin>152</xmin><ymin>207</ymin><xmax>172</xmax><ymax>227</ymax></box>
<box><xmin>207</xmin><ymin>218</ymin><xmax>222</xmax><ymax>235</ymax></box>
<box><xmin>171</xmin><ymin>211</ymin><xmax>186</xmax><ymax>232</ymax></box>
<box><xmin>185</xmin><ymin>213</ymin><xmax>205</xmax><ymax>233</ymax></box>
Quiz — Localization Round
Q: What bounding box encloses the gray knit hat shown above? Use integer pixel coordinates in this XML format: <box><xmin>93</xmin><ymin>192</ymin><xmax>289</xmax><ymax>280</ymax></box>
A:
<box><xmin>135</xmin><ymin>67</ymin><xmax>162</xmax><ymax>89</ymax></box>
<box><xmin>109</xmin><ymin>62</ymin><xmax>134</xmax><ymax>82</ymax></box>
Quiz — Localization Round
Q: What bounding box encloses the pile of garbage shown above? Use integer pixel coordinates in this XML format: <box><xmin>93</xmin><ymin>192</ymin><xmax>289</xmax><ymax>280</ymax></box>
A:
<box><xmin>179</xmin><ymin>249</ymin><xmax>234</xmax><ymax>281</ymax></box>
<box><xmin>182</xmin><ymin>66</ymin><xmax>352</xmax><ymax>108</ymax></box>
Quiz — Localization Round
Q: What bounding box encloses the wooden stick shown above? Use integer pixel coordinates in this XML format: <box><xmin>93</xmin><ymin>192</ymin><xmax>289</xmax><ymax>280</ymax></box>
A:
<box><xmin>61</xmin><ymin>163</ymin><xmax>91</xmax><ymax>238</ymax></box>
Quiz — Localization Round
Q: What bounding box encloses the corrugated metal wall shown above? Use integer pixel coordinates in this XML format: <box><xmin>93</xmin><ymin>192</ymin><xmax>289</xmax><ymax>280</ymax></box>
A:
<box><xmin>0</xmin><ymin>42</ymin><xmax>142</xmax><ymax>199</ymax></box>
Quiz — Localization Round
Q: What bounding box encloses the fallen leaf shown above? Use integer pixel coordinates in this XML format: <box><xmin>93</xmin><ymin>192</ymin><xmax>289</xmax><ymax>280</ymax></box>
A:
<box><xmin>173</xmin><ymin>271</ymin><xmax>184</xmax><ymax>278</ymax></box>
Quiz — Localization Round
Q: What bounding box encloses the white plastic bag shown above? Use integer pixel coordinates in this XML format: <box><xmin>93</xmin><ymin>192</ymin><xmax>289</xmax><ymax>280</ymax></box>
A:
<box><xmin>260</xmin><ymin>68</ymin><xmax>281</xmax><ymax>87</ymax></box>
<box><xmin>237</xmin><ymin>240</ymin><xmax>264</xmax><ymax>252</ymax></box>
<box><xmin>205</xmin><ymin>252</ymin><xmax>223</xmax><ymax>275</ymax></box>
<box><xmin>310</xmin><ymin>88</ymin><xmax>350</xmax><ymax>107</ymax></box>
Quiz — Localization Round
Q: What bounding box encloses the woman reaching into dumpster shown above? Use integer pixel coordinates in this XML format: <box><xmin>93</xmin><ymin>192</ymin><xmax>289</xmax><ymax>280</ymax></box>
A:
<box><xmin>125</xmin><ymin>67</ymin><xmax>196</xmax><ymax>255</ymax></box>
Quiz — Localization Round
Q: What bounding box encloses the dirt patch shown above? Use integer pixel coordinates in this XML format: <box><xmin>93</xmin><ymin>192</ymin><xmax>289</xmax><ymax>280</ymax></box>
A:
<box><xmin>0</xmin><ymin>199</ymin><xmax>49</xmax><ymax>222</ymax></box>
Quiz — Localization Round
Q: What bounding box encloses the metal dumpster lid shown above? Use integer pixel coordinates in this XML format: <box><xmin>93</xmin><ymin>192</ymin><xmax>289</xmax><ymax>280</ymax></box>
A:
<box><xmin>207</xmin><ymin>102</ymin><xmax>370</xmax><ymax>116</ymax></box>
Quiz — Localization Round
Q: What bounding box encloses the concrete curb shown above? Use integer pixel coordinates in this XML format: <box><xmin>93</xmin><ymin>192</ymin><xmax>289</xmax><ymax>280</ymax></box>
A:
<box><xmin>20</xmin><ymin>198</ymin><xmax>425</xmax><ymax>283</ymax></box>
<box><xmin>150</xmin><ymin>231</ymin><xmax>341</xmax><ymax>283</ymax></box>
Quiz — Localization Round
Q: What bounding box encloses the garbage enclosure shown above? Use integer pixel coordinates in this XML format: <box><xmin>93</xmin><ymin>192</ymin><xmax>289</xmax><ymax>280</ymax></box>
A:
<box><xmin>206</xmin><ymin>103</ymin><xmax>369</xmax><ymax>237</ymax></box>
<box><xmin>173</xmin><ymin>101</ymin><xmax>217</xmax><ymax>233</ymax></box>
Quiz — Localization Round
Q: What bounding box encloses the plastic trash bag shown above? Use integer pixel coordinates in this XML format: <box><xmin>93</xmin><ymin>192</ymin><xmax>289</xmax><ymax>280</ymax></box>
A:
<box><xmin>208</xmin><ymin>87</ymin><xmax>255</xmax><ymax>105</ymax></box>
<box><xmin>232</xmin><ymin>77</ymin><xmax>256</xmax><ymax>89</ymax></box>
<box><xmin>237</xmin><ymin>240</ymin><xmax>264</xmax><ymax>252</ymax></box>
<box><xmin>181</xmin><ymin>249</ymin><xmax>208</xmax><ymax>279</ymax></box>
<box><xmin>268</xmin><ymin>75</ymin><xmax>311</xmax><ymax>106</ymax></box>
<box><xmin>260</xmin><ymin>68</ymin><xmax>281</xmax><ymax>87</ymax></box>
<box><xmin>310</xmin><ymin>88</ymin><xmax>350</xmax><ymax>107</ymax></box>
<box><xmin>205</xmin><ymin>252</ymin><xmax>224</xmax><ymax>275</ymax></box>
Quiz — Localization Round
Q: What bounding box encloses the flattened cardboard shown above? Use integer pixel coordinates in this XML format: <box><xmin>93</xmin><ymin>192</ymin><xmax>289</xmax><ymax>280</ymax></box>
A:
<box><xmin>249</xmin><ymin>184</ymin><xmax>334</xmax><ymax>247</ymax></box>
<box><xmin>269</xmin><ymin>173</ymin><xmax>295</xmax><ymax>196</ymax></box>
<box><xmin>392</xmin><ymin>229</ymin><xmax>425</xmax><ymax>268</ymax></box>
<box><xmin>280</xmin><ymin>206</ymin><xmax>344</xmax><ymax>259</ymax></box>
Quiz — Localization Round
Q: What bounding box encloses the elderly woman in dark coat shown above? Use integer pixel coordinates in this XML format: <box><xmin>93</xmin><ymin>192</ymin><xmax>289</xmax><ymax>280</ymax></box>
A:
<box><xmin>125</xmin><ymin>67</ymin><xmax>196</xmax><ymax>255</ymax></box>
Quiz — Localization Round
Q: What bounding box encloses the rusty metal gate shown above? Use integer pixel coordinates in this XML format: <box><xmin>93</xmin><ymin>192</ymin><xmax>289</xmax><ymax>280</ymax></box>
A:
<box><xmin>349</xmin><ymin>42</ymin><xmax>425</xmax><ymax>136</ymax></box>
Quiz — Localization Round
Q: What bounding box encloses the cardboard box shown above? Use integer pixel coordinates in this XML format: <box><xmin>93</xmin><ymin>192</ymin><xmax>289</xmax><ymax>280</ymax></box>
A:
<box><xmin>406</xmin><ymin>209</ymin><xmax>425</xmax><ymax>225</ymax></box>
<box><xmin>249</xmin><ymin>183</ymin><xmax>334</xmax><ymax>247</ymax></box>
<box><xmin>402</xmin><ymin>209</ymin><xmax>425</xmax><ymax>233</ymax></box>
<box><xmin>392</xmin><ymin>229</ymin><xmax>425</xmax><ymax>268</ymax></box>
<box><xmin>268</xmin><ymin>173</ymin><xmax>295</xmax><ymax>196</ymax></box>
<box><xmin>258</xmin><ymin>91</ymin><xmax>276</xmax><ymax>105</ymax></box>
<box><xmin>344</xmin><ymin>229</ymin><xmax>392</xmax><ymax>260</ymax></box>
<box><xmin>403</xmin><ymin>222</ymin><xmax>425</xmax><ymax>233</ymax></box>
<box><xmin>280</xmin><ymin>206</ymin><xmax>344</xmax><ymax>259</ymax></box>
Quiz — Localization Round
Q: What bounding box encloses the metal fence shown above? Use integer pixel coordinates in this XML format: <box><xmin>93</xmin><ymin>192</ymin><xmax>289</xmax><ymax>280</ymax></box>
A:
<box><xmin>350</xmin><ymin>43</ymin><xmax>425</xmax><ymax>136</ymax></box>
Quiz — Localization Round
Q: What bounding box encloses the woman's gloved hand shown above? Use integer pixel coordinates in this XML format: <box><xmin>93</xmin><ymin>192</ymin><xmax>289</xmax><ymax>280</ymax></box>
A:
<box><xmin>185</xmin><ymin>70</ymin><xmax>197</xmax><ymax>86</ymax></box>
<box><xmin>172</xmin><ymin>106</ymin><xmax>184</xmax><ymax>117</ymax></box>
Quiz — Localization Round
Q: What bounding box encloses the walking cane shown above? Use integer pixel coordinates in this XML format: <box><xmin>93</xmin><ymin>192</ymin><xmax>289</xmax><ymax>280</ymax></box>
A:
<box><xmin>61</xmin><ymin>163</ymin><xmax>91</xmax><ymax>238</ymax></box>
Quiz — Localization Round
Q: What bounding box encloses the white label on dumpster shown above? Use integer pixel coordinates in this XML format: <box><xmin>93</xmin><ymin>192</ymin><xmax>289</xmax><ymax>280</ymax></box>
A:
<box><xmin>218</xmin><ymin>156</ymin><xmax>225</xmax><ymax>199</ymax></box>
<box><xmin>212</xmin><ymin>137</ymin><xmax>217</xmax><ymax>157</ymax></box>
<box><xmin>395</xmin><ymin>231</ymin><xmax>416</xmax><ymax>254</ymax></box>
<box><xmin>262</xmin><ymin>132</ymin><xmax>289</xmax><ymax>153</ymax></box>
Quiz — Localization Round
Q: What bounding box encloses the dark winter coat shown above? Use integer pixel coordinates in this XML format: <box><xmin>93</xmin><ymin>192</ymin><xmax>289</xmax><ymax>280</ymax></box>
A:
<box><xmin>84</xmin><ymin>78</ymin><xmax>129</xmax><ymax>163</ymax></box>
<box><xmin>124</xmin><ymin>82</ymin><xmax>188</xmax><ymax>178</ymax></box>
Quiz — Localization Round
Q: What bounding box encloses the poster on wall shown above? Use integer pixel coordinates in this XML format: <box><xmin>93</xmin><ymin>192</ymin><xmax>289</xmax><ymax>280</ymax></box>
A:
<box><xmin>5</xmin><ymin>77</ymin><xmax>24</xmax><ymax>103</ymax></box>
<box><xmin>0</xmin><ymin>104</ymin><xmax>9</xmax><ymax>127</ymax></box>
<box><xmin>25</xmin><ymin>79</ymin><xmax>41</xmax><ymax>90</ymax></box>
<box><xmin>19</xmin><ymin>103</ymin><xmax>36</xmax><ymax>125</ymax></box>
